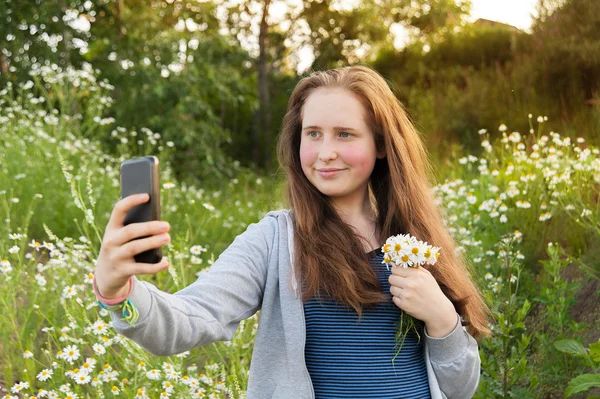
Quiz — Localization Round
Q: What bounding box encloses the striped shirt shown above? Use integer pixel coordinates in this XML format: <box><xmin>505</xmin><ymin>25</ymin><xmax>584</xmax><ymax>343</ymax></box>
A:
<box><xmin>303</xmin><ymin>247</ymin><xmax>432</xmax><ymax>398</ymax></box>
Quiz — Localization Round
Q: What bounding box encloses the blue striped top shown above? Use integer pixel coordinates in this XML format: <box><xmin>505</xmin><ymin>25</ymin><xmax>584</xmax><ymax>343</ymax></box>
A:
<box><xmin>303</xmin><ymin>247</ymin><xmax>431</xmax><ymax>398</ymax></box>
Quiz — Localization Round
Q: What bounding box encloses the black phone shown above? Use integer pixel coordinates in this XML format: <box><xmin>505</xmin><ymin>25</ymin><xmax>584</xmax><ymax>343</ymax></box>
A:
<box><xmin>120</xmin><ymin>156</ymin><xmax>162</xmax><ymax>264</ymax></box>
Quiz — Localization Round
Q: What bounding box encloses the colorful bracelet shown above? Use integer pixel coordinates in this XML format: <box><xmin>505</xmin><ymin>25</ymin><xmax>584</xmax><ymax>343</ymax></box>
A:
<box><xmin>92</xmin><ymin>274</ymin><xmax>139</xmax><ymax>326</ymax></box>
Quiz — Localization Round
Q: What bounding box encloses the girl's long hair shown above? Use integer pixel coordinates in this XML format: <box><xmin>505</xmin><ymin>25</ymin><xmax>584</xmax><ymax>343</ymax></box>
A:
<box><xmin>276</xmin><ymin>65</ymin><xmax>492</xmax><ymax>340</ymax></box>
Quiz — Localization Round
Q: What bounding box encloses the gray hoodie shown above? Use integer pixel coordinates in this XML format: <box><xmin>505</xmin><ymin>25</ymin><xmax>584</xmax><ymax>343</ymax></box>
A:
<box><xmin>107</xmin><ymin>209</ymin><xmax>481</xmax><ymax>398</ymax></box>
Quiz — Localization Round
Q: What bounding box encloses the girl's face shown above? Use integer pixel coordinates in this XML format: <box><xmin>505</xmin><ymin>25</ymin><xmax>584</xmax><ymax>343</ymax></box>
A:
<box><xmin>299</xmin><ymin>87</ymin><xmax>384</xmax><ymax>207</ymax></box>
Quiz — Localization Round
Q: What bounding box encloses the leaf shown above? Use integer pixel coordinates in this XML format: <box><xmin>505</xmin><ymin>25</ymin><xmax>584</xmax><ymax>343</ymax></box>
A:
<box><xmin>555</xmin><ymin>339</ymin><xmax>587</xmax><ymax>356</ymax></box>
<box><xmin>590</xmin><ymin>341</ymin><xmax>600</xmax><ymax>362</ymax></box>
<box><xmin>564</xmin><ymin>374</ymin><xmax>600</xmax><ymax>397</ymax></box>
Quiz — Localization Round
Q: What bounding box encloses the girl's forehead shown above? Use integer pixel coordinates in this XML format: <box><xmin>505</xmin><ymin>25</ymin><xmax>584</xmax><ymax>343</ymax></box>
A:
<box><xmin>302</xmin><ymin>88</ymin><xmax>367</xmax><ymax>128</ymax></box>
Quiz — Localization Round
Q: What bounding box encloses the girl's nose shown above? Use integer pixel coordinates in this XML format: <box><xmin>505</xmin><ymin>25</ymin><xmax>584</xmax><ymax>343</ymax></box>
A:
<box><xmin>318</xmin><ymin>137</ymin><xmax>338</xmax><ymax>162</ymax></box>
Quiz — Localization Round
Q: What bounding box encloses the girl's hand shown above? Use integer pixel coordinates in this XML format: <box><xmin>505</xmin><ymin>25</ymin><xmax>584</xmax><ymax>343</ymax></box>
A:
<box><xmin>94</xmin><ymin>193</ymin><xmax>171</xmax><ymax>299</ymax></box>
<box><xmin>388</xmin><ymin>265</ymin><xmax>457</xmax><ymax>335</ymax></box>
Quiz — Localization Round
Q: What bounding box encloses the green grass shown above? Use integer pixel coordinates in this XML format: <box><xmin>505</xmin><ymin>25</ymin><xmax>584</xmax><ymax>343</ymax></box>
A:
<box><xmin>1</xmin><ymin>64</ymin><xmax>599</xmax><ymax>399</ymax></box>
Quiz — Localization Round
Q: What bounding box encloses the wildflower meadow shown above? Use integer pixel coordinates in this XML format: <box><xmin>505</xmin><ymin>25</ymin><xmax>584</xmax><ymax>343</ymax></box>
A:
<box><xmin>1</xmin><ymin>63</ymin><xmax>600</xmax><ymax>398</ymax></box>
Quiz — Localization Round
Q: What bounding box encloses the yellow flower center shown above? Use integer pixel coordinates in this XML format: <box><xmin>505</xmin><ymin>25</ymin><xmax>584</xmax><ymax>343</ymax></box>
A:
<box><xmin>394</xmin><ymin>243</ymin><xmax>402</xmax><ymax>252</ymax></box>
<box><xmin>412</xmin><ymin>247</ymin><xmax>419</xmax><ymax>254</ymax></box>
<box><xmin>402</xmin><ymin>255</ymin><xmax>409</xmax><ymax>262</ymax></box>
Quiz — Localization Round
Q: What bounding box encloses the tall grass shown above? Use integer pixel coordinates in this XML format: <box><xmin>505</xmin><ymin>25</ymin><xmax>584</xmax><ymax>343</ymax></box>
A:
<box><xmin>1</xmin><ymin>64</ymin><xmax>599</xmax><ymax>398</ymax></box>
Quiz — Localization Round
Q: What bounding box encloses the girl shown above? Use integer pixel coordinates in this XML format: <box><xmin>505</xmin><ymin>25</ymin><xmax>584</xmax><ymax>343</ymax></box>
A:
<box><xmin>93</xmin><ymin>65</ymin><xmax>492</xmax><ymax>398</ymax></box>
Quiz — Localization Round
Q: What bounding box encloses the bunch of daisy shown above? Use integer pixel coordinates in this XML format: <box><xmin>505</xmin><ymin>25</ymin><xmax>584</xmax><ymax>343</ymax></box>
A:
<box><xmin>381</xmin><ymin>233</ymin><xmax>441</xmax><ymax>363</ymax></box>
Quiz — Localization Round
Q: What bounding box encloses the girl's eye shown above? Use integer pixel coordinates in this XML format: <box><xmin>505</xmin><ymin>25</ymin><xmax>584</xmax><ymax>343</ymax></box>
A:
<box><xmin>308</xmin><ymin>131</ymin><xmax>319</xmax><ymax>138</ymax></box>
<box><xmin>339</xmin><ymin>132</ymin><xmax>352</xmax><ymax>138</ymax></box>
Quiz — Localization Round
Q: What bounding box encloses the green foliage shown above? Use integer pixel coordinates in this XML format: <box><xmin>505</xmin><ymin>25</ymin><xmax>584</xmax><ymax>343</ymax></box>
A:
<box><xmin>555</xmin><ymin>338</ymin><xmax>600</xmax><ymax>397</ymax></box>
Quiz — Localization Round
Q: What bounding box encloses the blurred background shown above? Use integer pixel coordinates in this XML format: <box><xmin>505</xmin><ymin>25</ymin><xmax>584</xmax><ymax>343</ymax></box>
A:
<box><xmin>2</xmin><ymin>0</ymin><xmax>598</xmax><ymax>186</ymax></box>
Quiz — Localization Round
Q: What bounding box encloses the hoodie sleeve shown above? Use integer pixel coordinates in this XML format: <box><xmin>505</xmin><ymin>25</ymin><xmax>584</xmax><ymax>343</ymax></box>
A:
<box><xmin>424</xmin><ymin>313</ymin><xmax>481</xmax><ymax>398</ymax></box>
<box><xmin>104</xmin><ymin>213</ymin><xmax>277</xmax><ymax>356</ymax></box>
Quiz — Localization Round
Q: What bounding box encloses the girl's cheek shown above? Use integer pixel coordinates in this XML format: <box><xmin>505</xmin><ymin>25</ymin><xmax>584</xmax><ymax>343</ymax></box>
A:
<box><xmin>299</xmin><ymin>142</ymin><xmax>316</xmax><ymax>165</ymax></box>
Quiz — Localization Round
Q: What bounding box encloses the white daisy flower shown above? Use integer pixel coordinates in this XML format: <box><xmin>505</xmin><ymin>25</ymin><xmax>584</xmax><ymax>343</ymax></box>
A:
<box><xmin>92</xmin><ymin>343</ymin><xmax>106</xmax><ymax>355</ymax></box>
<box><xmin>146</xmin><ymin>369</ymin><xmax>161</xmax><ymax>380</ymax></box>
<box><xmin>63</xmin><ymin>345</ymin><xmax>81</xmax><ymax>363</ymax></box>
<box><xmin>91</xmin><ymin>320</ymin><xmax>108</xmax><ymax>336</ymax></box>
<box><xmin>11</xmin><ymin>381</ymin><xmax>30</xmax><ymax>393</ymax></box>
<box><xmin>37</xmin><ymin>368</ymin><xmax>54</xmax><ymax>381</ymax></box>
<box><xmin>74</xmin><ymin>372</ymin><xmax>91</xmax><ymax>385</ymax></box>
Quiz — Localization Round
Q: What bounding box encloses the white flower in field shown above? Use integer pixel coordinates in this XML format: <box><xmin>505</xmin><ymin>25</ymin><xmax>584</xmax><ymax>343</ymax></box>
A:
<box><xmin>111</xmin><ymin>385</ymin><xmax>120</xmax><ymax>394</ymax></box>
<box><xmin>37</xmin><ymin>368</ymin><xmax>53</xmax><ymax>381</ymax></box>
<box><xmin>162</xmin><ymin>380</ymin><xmax>175</xmax><ymax>393</ymax></box>
<box><xmin>62</xmin><ymin>284</ymin><xmax>78</xmax><ymax>299</ymax></box>
<box><xmin>81</xmin><ymin>357</ymin><xmax>97</xmax><ymax>373</ymax></box>
<box><xmin>202</xmin><ymin>202</ymin><xmax>215</xmax><ymax>211</ymax></box>
<box><xmin>10</xmin><ymin>197</ymin><xmax>19</xmax><ymax>203</ymax></box>
<box><xmin>74</xmin><ymin>371</ymin><xmax>91</xmax><ymax>385</ymax></box>
<box><xmin>190</xmin><ymin>245</ymin><xmax>207</xmax><ymax>255</ymax></box>
<box><xmin>191</xmin><ymin>255</ymin><xmax>203</xmax><ymax>265</ymax></box>
<box><xmin>539</xmin><ymin>212</ymin><xmax>552</xmax><ymax>221</ymax></box>
<box><xmin>163</xmin><ymin>181</ymin><xmax>175</xmax><ymax>189</ymax></box>
<box><xmin>478</xmin><ymin>129</ymin><xmax>487</xmax><ymax>135</ymax></box>
<box><xmin>498</xmin><ymin>124</ymin><xmax>507</xmax><ymax>132</ymax></box>
<box><xmin>581</xmin><ymin>209</ymin><xmax>592</xmax><ymax>218</ymax></box>
<box><xmin>466</xmin><ymin>192</ymin><xmax>477</xmax><ymax>204</ymax></box>
<box><xmin>138</xmin><ymin>361</ymin><xmax>147</xmax><ymax>371</ymax></box>
<box><xmin>92</xmin><ymin>343</ymin><xmax>106</xmax><ymax>355</ymax></box>
<box><xmin>528</xmin><ymin>113</ymin><xmax>532</xmax><ymax>119</ymax></box>
<box><xmin>84</xmin><ymin>272</ymin><xmax>94</xmax><ymax>284</ymax></box>
<box><xmin>1</xmin><ymin>259</ymin><xmax>13</xmax><ymax>274</ymax></box>
<box><xmin>29</xmin><ymin>239</ymin><xmax>43</xmax><ymax>251</ymax></box>
<box><xmin>537</xmin><ymin>116</ymin><xmax>544</xmax><ymax>123</ymax></box>
<box><xmin>500</xmin><ymin>214</ymin><xmax>507</xmax><ymax>223</ymax></box>
<box><xmin>22</xmin><ymin>349</ymin><xmax>34</xmax><ymax>358</ymax></box>
<box><xmin>198</xmin><ymin>373</ymin><xmax>211</xmax><ymax>384</ymax></box>
<box><xmin>8</xmin><ymin>245</ymin><xmax>19</xmax><ymax>254</ymax></box>
<box><xmin>47</xmin><ymin>391</ymin><xmax>60</xmax><ymax>399</ymax></box>
<box><xmin>11</xmin><ymin>381</ymin><xmax>29</xmax><ymax>393</ymax></box>
<box><xmin>63</xmin><ymin>345</ymin><xmax>81</xmax><ymax>363</ymax></box>
<box><xmin>146</xmin><ymin>369</ymin><xmax>161</xmax><ymax>380</ymax></box>
<box><xmin>35</xmin><ymin>273</ymin><xmax>47</xmax><ymax>287</ymax></box>
<box><xmin>459</xmin><ymin>157</ymin><xmax>468</xmax><ymax>164</ymax></box>
<box><xmin>135</xmin><ymin>387</ymin><xmax>149</xmax><ymax>398</ymax></box>
<box><xmin>159</xmin><ymin>391</ymin><xmax>169</xmax><ymax>398</ymax></box>
<box><xmin>91</xmin><ymin>320</ymin><xmax>108</xmax><ymax>336</ymax></box>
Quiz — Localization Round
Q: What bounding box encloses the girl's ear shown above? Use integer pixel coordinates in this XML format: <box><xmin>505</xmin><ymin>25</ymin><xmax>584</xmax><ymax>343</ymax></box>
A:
<box><xmin>377</xmin><ymin>149</ymin><xmax>386</xmax><ymax>159</ymax></box>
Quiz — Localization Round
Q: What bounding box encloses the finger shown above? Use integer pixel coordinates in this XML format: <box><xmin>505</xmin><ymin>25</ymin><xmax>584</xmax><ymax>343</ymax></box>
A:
<box><xmin>114</xmin><ymin>220</ymin><xmax>170</xmax><ymax>248</ymax></box>
<box><xmin>107</xmin><ymin>193</ymin><xmax>151</xmax><ymax>232</ymax></box>
<box><xmin>390</xmin><ymin>285</ymin><xmax>403</xmax><ymax>297</ymax></box>
<box><xmin>128</xmin><ymin>258</ymin><xmax>170</xmax><ymax>276</ymax></box>
<box><xmin>390</xmin><ymin>265</ymin><xmax>417</xmax><ymax>276</ymax></box>
<box><xmin>118</xmin><ymin>232</ymin><xmax>170</xmax><ymax>262</ymax></box>
<box><xmin>388</xmin><ymin>274</ymin><xmax>407</xmax><ymax>288</ymax></box>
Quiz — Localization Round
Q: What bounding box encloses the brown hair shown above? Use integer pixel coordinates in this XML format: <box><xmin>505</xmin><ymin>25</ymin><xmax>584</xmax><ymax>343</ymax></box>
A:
<box><xmin>276</xmin><ymin>65</ymin><xmax>492</xmax><ymax>340</ymax></box>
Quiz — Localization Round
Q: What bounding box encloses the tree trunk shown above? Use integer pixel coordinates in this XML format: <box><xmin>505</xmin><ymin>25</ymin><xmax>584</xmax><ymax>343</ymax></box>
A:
<box><xmin>257</xmin><ymin>0</ymin><xmax>272</xmax><ymax>169</ymax></box>
<box><xmin>0</xmin><ymin>54</ymin><xmax>8</xmax><ymax>75</ymax></box>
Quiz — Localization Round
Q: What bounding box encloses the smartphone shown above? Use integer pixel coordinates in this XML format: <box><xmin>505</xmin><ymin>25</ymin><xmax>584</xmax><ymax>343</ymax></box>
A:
<box><xmin>120</xmin><ymin>156</ymin><xmax>162</xmax><ymax>264</ymax></box>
